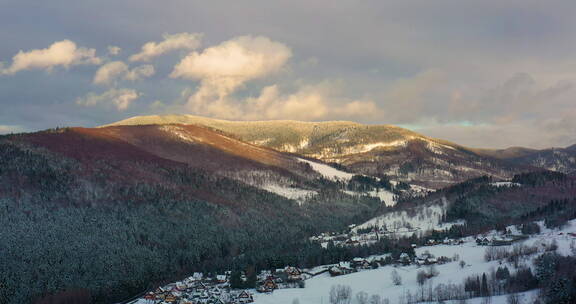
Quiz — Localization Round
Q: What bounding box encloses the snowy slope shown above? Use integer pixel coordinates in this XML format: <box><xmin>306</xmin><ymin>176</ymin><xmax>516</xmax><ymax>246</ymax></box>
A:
<box><xmin>343</xmin><ymin>189</ymin><xmax>396</xmax><ymax>207</ymax></box>
<box><xmin>260</xmin><ymin>183</ymin><xmax>316</xmax><ymax>201</ymax></box>
<box><xmin>298</xmin><ymin>158</ymin><xmax>355</xmax><ymax>181</ymax></box>
<box><xmin>352</xmin><ymin>199</ymin><xmax>461</xmax><ymax>237</ymax></box>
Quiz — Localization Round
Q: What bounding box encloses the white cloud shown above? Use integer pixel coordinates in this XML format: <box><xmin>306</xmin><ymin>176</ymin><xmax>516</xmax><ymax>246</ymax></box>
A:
<box><xmin>125</xmin><ymin>64</ymin><xmax>155</xmax><ymax>81</ymax></box>
<box><xmin>107</xmin><ymin>46</ymin><xmax>121</xmax><ymax>56</ymax></box>
<box><xmin>186</xmin><ymin>82</ymin><xmax>380</xmax><ymax>121</ymax></box>
<box><xmin>76</xmin><ymin>88</ymin><xmax>140</xmax><ymax>111</ymax></box>
<box><xmin>93</xmin><ymin>61</ymin><xmax>128</xmax><ymax>85</ymax></box>
<box><xmin>1</xmin><ymin>40</ymin><xmax>101</xmax><ymax>75</ymax></box>
<box><xmin>129</xmin><ymin>32</ymin><xmax>202</xmax><ymax>62</ymax></box>
<box><xmin>169</xmin><ymin>35</ymin><xmax>378</xmax><ymax>121</ymax></box>
<box><xmin>172</xmin><ymin>35</ymin><xmax>291</xmax><ymax>105</ymax></box>
<box><xmin>93</xmin><ymin>61</ymin><xmax>155</xmax><ymax>85</ymax></box>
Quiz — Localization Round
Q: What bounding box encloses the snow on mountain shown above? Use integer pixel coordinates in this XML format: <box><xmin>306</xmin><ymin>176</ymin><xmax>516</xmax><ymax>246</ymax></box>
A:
<box><xmin>260</xmin><ymin>183</ymin><xmax>316</xmax><ymax>202</ymax></box>
<box><xmin>490</xmin><ymin>181</ymin><xmax>520</xmax><ymax>187</ymax></box>
<box><xmin>343</xmin><ymin>189</ymin><xmax>396</xmax><ymax>207</ymax></box>
<box><xmin>298</xmin><ymin>158</ymin><xmax>355</xmax><ymax>181</ymax></box>
<box><xmin>352</xmin><ymin>199</ymin><xmax>461</xmax><ymax>238</ymax></box>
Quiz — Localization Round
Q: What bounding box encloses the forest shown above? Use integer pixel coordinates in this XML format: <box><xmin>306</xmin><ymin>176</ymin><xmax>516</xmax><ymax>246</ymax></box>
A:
<box><xmin>0</xmin><ymin>139</ymin><xmax>383</xmax><ymax>303</ymax></box>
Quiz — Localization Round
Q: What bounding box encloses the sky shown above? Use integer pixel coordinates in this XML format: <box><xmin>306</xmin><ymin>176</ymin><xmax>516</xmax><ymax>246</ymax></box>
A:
<box><xmin>1</xmin><ymin>0</ymin><xmax>576</xmax><ymax>149</ymax></box>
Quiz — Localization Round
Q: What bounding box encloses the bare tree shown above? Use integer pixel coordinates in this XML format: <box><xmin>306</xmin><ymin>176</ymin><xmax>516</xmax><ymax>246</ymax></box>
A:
<box><xmin>329</xmin><ymin>285</ymin><xmax>353</xmax><ymax>304</ymax></box>
<box><xmin>356</xmin><ymin>291</ymin><xmax>369</xmax><ymax>304</ymax></box>
<box><xmin>369</xmin><ymin>294</ymin><xmax>382</xmax><ymax>304</ymax></box>
<box><xmin>391</xmin><ymin>269</ymin><xmax>402</xmax><ymax>286</ymax></box>
<box><xmin>506</xmin><ymin>293</ymin><xmax>522</xmax><ymax>304</ymax></box>
<box><xmin>417</xmin><ymin>270</ymin><xmax>428</xmax><ymax>301</ymax></box>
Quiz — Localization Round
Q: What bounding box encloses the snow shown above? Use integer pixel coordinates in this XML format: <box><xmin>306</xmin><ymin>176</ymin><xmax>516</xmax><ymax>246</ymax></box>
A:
<box><xmin>356</xmin><ymin>140</ymin><xmax>408</xmax><ymax>153</ymax></box>
<box><xmin>490</xmin><ymin>182</ymin><xmax>521</xmax><ymax>187</ymax></box>
<box><xmin>254</xmin><ymin>220</ymin><xmax>576</xmax><ymax>304</ymax></box>
<box><xmin>344</xmin><ymin>189</ymin><xmax>396</xmax><ymax>207</ymax></box>
<box><xmin>298</xmin><ymin>158</ymin><xmax>355</xmax><ymax>181</ymax></box>
<box><xmin>352</xmin><ymin>199</ymin><xmax>462</xmax><ymax>238</ymax></box>
<box><xmin>260</xmin><ymin>183</ymin><xmax>316</xmax><ymax>201</ymax></box>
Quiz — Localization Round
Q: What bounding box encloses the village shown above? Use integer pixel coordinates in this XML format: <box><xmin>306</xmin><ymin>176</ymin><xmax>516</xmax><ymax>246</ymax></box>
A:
<box><xmin>131</xmin><ymin>233</ymin><xmax>470</xmax><ymax>304</ymax></box>
<box><xmin>130</xmin><ymin>265</ymin><xmax>310</xmax><ymax>304</ymax></box>
<box><xmin>130</xmin><ymin>219</ymin><xmax>568</xmax><ymax>304</ymax></box>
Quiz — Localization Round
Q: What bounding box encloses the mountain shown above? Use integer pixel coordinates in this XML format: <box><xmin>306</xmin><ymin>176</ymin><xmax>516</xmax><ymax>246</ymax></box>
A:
<box><xmin>505</xmin><ymin>145</ymin><xmax>576</xmax><ymax>175</ymax></box>
<box><xmin>106</xmin><ymin>115</ymin><xmax>528</xmax><ymax>188</ymax></box>
<box><xmin>0</xmin><ymin>125</ymin><xmax>384</xmax><ymax>303</ymax></box>
<box><xmin>2</xmin><ymin>118</ymin><xmax>574</xmax><ymax>303</ymax></box>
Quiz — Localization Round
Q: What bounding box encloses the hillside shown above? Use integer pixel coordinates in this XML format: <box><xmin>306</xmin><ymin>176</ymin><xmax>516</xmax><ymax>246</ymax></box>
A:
<box><xmin>0</xmin><ymin>127</ymin><xmax>386</xmax><ymax>303</ymax></box>
<box><xmin>106</xmin><ymin>115</ymin><xmax>532</xmax><ymax>188</ymax></box>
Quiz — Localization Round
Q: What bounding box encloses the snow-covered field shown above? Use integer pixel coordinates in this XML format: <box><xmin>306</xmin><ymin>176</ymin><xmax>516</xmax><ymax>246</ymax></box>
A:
<box><xmin>260</xmin><ymin>183</ymin><xmax>317</xmax><ymax>201</ymax></box>
<box><xmin>254</xmin><ymin>220</ymin><xmax>576</xmax><ymax>304</ymax></box>
<box><xmin>299</xmin><ymin>158</ymin><xmax>355</xmax><ymax>181</ymax></box>
<box><xmin>343</xmin><ymin>189</ymin><xmax>396</xmax><ymax>207</ymax></box>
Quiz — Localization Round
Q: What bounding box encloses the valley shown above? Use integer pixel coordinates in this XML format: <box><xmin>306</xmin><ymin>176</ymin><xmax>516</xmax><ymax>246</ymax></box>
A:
<box><xmin>0</xmin><ymin>116</ymin><xmax>575</xmax><ymax>304</ymax></box>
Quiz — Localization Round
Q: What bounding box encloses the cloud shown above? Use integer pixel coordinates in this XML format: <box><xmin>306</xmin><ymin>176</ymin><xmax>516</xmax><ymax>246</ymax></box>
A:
<box><xmin>185</xmin><ymin>82</ymin><xmax>380</xmax><ymax>121</ymax></box>
<box><xmin>129</xmin><ymin>32</ymin><xmax>202</xmax><ymax>62</ymax></box>
<box><xmin>93</xmin><ymin>61</ymin><xmax>128</xmax><ymax>85</ymax></box>
<box><xmin>171</xmin><ymin>35</ymin><xmax>292</xmax><ymax>99</ymax></box>
<box><xmin>107</xmin><ymin>46</ymin><xmax>121</xmax><ymax>56</ymax></box>
<box><xmin>93</xmin><ymin>61</ymin><xmax>155</xmax><ymax>85</ymax></box>
<box><xmin>76</xmin><ymin>88</ymin><xmax>140</xmax><ymax>111</ymax></box>
<box><xmin>169</xmin><ymin>35</ymin><xmax>378</xmax><ymax>121</ymax></box>
<box><xmin>1</xmin><ymin>40</ymin><xmax>101</xmax><ymax>75</ymax></box>
<box><xmin>125</xmin><ymin>64</ymin><xmax>155</xmax><ymax>81</ymax></box>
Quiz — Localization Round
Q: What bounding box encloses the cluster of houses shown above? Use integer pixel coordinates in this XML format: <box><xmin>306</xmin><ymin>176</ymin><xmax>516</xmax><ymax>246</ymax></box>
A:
<box><xmin>475</xmin><ymin>236</ymin><xmax>520</xmax><ymax>246</ymax></box>
<box><xmin>309</xmin><ymin>223</ymin><xmax>469</xmax><ymax>249</ymax></box>
<box><xmin>131</xmin><ymin>273</ymin><xmax>254</xmax><ymax>304</ymax></box>
<box><xmin>131</xmin><ymin>266</ymin><xmax>310</xmax><ymax>304</ymax></box>
<box><xmin>325</xmin><ymin>250</ymin><xmax>453</xmax><ymax>278</ymax></box>
<box><xmin>424</xmin><ymin>237</ymin><xmax>464</xmax><ymax>246</ymax></box>
<box><xmin>309</xmin><ymin>227</ymin><xmax>383</xmax><ymax>248</ymax></box>
<box><xmin>255</xmin><ymin>266</ymin><xmax>306</xmax><ymax>293</ymax></box>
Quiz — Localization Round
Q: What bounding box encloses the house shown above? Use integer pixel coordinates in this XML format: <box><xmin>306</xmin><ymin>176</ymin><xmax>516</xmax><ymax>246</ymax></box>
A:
<box><xmin>215</xmin><ymin>274</ymin><xmax>227</xmax><ymax>283</ymax></box>
<box><xmin>237</xmin><ymin>291</ymin><xmax>254</xmax><ymax>303</ymax></box>
<box><xmin>164</xmin><ymin>294</ymin><xmax>177</xmax><ymax>303</ymax></box>
<box><xmin>351</xmin><ymin>258</ymin><xmax>370</xmax><ymax>270</ymax></box>
<box><xmin>196</xmin><ymin>282</ymin><xmax>208</xmax><ymax>290</ymax></box>
<box><xmin>190</xmin><ymin>272</ymin><xmax>204</xmax><ymax>281</ymax></box>
<box><xmin>176</xmin><ymin>282</ymin><xmax>187</xmax><ymax>291</ymax></box>
<box><xmin>257</xmin><ymin>279</ymin><xmax>278</xmax><ymax>293</ymax></box>
<box><xmin>329</xmin><ymin>266</ymin><xmax>344</xmax><ymax>276</ymax></box>
<box><xmin>210</xmin><ymin>286</ymin><xmax>222</xmax><ymax>295</ymax></box>
<box><xmin>476</xmin><ymin>237</ymin><xmax>490</xmax><ymax>246</ymax></box>
<box><xmin>285</xmin><ymin>266</ymin><xmax>303</xmax><ymax>281</ymax></box>
<box><xmin>329</xmin><ymin>262</ymin><xmax>354</xmax><ymax>277</ymax></box>
<box><xmin>143</xmin><ymin>293</ymin><xmax>156</xmax><ymax>301</ymax></box>
<box><xmin>398</xmin><ymin>253</ymin><xmax>411</xmax><ymax>265</ymax></box>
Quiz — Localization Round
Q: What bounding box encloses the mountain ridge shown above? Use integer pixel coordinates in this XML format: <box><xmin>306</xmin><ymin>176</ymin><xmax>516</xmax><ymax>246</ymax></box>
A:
<box><xmin>103</xmin><ymin>115</ymin><xmax>526</xmax><ymax>187</ymax></box>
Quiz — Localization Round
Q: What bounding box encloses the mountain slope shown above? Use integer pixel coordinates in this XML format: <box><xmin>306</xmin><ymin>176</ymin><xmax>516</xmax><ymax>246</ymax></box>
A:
<box><xmin>106</xmin><ymin>115</ymin><xmax>526</xmax><ymax>188</ymax></box>
<box><xmin>0</xmin><ymin>127</ymin><xmax>384</xmax><ymax>303</ymax></box>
